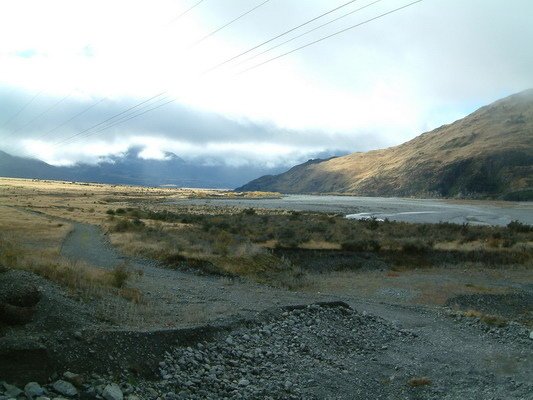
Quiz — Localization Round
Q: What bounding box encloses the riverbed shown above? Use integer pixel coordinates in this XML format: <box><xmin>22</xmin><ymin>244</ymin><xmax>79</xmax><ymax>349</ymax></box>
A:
<box><xmin>170</xmin><ymin>195</ymin><xmax>533</xmax><ymax>226</ymax></box>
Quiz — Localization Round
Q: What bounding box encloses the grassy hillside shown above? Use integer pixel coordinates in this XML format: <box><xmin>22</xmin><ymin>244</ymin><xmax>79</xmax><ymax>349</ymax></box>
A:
<box><xmin>239</xmin><ymin>90</ymin><xmax>533</xmax><ymax>200</ymax></box>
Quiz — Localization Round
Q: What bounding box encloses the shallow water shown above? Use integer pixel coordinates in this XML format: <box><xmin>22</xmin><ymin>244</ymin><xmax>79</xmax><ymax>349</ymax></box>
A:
<box><xmin>170</xmin><ymin>195</ymin><xmax>533</xmax><ymax>226</ymax></box>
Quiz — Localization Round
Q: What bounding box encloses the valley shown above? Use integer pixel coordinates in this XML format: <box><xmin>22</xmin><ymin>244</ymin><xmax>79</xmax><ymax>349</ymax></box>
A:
<box><xmin>0</xmin><ymin>178</ymin><xmax>531</xmax><ymax>399</ymax></box>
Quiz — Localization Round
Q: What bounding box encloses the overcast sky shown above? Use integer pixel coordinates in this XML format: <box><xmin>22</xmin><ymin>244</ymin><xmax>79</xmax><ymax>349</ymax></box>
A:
<box><xmin>0</xmin><ymin>0</ymin><xmax>532</xmax><ymax>167</ymax></box>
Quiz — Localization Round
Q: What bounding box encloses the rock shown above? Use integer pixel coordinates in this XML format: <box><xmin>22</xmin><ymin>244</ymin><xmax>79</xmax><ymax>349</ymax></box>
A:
<box><xmin>53</xmin><ymin>380</ymin><xmax>78</xmax><ymax>397</ymax></box>
<box><xmin>102</xmin><ymin>383</ymin><xmax>123</xmax><ymax>400</ymax></box>
<box><xmin>80</xmin><ymin>386</ymin><xmax>98</xmax><ymax>399</ymax></box>
<box><xmin>63</xmin><ymin>371</ymin><xmax>83</xmax><ymax>387</ymax></box>
<box><xmin>119</xmin><ymin>383</ymin><xmax>133</xmax><ymax>395</ymax></box>
<box><xmin>3</xmin><ymin>383</ymin><xmax>23</xmax><ymax>398</ymax></box>
<box><xmin>25</xmin><ymin>381</ymin><xmax>45</xmax><ymax>397</ymax></box>
<box><xmin>529</xmin><ymin>331</ymin><xmax>533</xmax><ymax>340</ymax></box>
<box><xmin>238</xmin><ymin>378</ymin><xmax>250</xmax><ymax>387</ymax></box>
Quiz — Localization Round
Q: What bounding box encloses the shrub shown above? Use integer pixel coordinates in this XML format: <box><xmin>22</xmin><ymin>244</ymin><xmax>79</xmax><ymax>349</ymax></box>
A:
<box><xmin>106</xmin><ymin>209</ymin><xmax>115</xmax><ymax>215</ymax></box>
<box><xmin>365</xmin><ymin>217</ymin><xmax>380</xmax><ymax>231</ymax></box>
<box><xmin>341</xmin><ymin>239</ymin><xmax>381</xmax><ymax>252</ymax></box>
<box><xmin>165</xmin><ymin>253</ymin><xmax>187</xmax><ymax>265</ymax></box>
<box><xmin>463</xmin><ymin>310</ymin><xmax>507</xmax><ymax>327</ymax></box>
<box><xmin>110</xmin><ymin>264</ymin><xmax>130</xmax><ymax>288</ymax></box>
<box><xmin>507</xmin><ymin>220</ymin><xmax>532</xmax><ymax>233</ymax></box>
<box><xmin>111</xmin><ymin>218</ymin><xmax>145</xmax><ymax>232</ymax></box>
<box><xmin>401</xmin><ymin>240</ymin><xmax>433</xmax><ymax>253</ymax></box>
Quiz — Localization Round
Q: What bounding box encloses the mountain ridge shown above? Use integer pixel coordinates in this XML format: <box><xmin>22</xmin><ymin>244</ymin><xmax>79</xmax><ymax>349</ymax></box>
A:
<box><xmin>0</xmin><ymin>148</ymin><xmax>285</xmax><ymax>189</ymax></box>
<box><xmin>237</xmin><ymin>89</ymin><xmax>533</xmax><ymax>200</ymax></box>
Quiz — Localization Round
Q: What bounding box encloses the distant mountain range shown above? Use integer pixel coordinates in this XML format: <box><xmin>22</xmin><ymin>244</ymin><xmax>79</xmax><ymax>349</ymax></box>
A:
<box><xmin>0</xmin><ymin>147</ymin><xmax>286</xmax><ymax>189</ymax></box>
<box><xmin>238</xmin><ymin>90</ymin><xmax>533</xmax><ymax>200</ymax></box>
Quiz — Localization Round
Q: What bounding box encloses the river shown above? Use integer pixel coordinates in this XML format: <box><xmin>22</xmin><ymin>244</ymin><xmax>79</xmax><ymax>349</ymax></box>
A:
<box><xmin>170</xmin><ymin>195</ymin><xmax>533</xmax><ymax>226</ymax></box>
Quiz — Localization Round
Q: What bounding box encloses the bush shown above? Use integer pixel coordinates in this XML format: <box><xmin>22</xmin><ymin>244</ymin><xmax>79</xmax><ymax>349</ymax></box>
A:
<box><xmin>365</xmin><ymin>217</ymin><xmax>380</xmax><ymax>231</ymax></box>
<box><xmin>507</xmin><ymin>220</ymin><xmax>532</xmax><ymax>233</ymax></box>
<box><xmin>341</xmin><ymin>239</ymin><xmax>381</xmax><ymax>252</ymax></box>
<box><xmin>111</xmin><ymin>218</ymin><xmax>145</xmax><ymax>232</ymax></box>
<box><xmin>401</xmin><ymin>240</ymin><xmax>433</xmax><ymax>253</ymax></box>
<box><xmin>110</xmin><ymin>264</ymin><xmax>130</xmax><ymax>288</ymax></box>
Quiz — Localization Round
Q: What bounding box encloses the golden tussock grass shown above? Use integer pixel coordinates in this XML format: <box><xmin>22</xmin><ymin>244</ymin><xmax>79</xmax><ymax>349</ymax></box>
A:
<box><xmin>0</xmin><ymin>231</ymin><xmax>141</xmax><ymax>303</ymax></box>
<box><xmin>299</xmin><ymin>240</ymin><xmax>341</xmax><ymax>250</ymax></box>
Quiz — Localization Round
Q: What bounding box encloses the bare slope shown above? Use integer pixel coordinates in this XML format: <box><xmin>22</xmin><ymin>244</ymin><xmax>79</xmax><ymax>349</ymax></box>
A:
<box><xmin>239</xmin><ymin>90</ymin><xmax>533</xmax><ymax>199</ymax></box>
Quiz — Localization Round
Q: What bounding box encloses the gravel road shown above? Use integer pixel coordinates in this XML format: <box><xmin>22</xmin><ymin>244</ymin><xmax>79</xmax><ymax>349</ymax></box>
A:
<box><xmin>60</xmin><ymin>222</ymin><xmax>334</xmax><ymax>328</ymax></box>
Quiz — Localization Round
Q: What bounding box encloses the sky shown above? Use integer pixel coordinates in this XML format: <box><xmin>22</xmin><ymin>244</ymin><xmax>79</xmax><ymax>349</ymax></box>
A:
<box><xmin>0</xmin><ymin>0</ymin><xmax>532</xmax><ymax>167</ymax></box>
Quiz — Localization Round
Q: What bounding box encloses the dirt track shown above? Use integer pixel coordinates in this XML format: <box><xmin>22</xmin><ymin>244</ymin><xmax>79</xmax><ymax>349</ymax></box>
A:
<box><xmin>52</xmin><ymin>222</ymin><xmax>533</xmax><ymax>399</ymax></box>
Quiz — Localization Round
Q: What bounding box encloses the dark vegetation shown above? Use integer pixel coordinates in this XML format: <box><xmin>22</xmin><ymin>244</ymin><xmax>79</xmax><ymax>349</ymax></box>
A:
<box><xmin>106</xmin><ymin>207</ymin><xmax>532</xmax><ymax>287</ymax></box>
<box><xmin>434</xmin><ymin>151</ymin><xmax>533</xmax><ymax>198</ymax></box>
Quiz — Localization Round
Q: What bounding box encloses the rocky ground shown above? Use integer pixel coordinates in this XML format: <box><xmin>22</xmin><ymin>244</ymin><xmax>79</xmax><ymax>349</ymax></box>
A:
<box><xmin>2</xmin><ymin>301</ymin><xmax>533</xmax><ymax>399</ymax></box>
<box><xmin>1</xmin><ymin>222</ymin><xmax>532</xmax><ymax>399</ymax></box>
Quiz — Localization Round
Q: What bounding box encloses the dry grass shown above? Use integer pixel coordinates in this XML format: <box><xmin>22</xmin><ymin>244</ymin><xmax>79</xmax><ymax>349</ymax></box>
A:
<box><xmin>3</xmin><ymin>245</ymin><xmax>139</xmax><ymax>302</ymax></box>
<box><xmin>1</xmin><ymin>177</ymin><xmax>531</xmax><ymax>300</ymax></box>
<box><xmin>241</xmin><ymin>91</ymin><xmax>533</xmax><ymax>198</ymax></box>
<box><xmin>407</xmin><ymin>377</ymin><xmax>432</xmax><ymax>387</ymax></box>
<box><xmin>0</xmin><ymin>177</ymin><xmax>278</xmax><ymax>225</ymax></box>
<box><xmin>298</xmin><ymin>266</ymin><xmax>529</xmax><ymax>309</ymax></box>
<box><xmin>461</xmin><ymin>309</ymin><xmax>508</xmax><ymax>327</ymax></box>
<box><xmin>299</xmin><ymin>240</ymin><xmax>341</xmax><ymax>250</ymax></box>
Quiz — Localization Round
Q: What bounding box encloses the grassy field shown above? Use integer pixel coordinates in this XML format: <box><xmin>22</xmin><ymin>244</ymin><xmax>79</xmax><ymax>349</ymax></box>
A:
<box><xmin>0</xmin><ymin>177</ymin><xmax>531</xmax><ymax>323</ymax></box>
<box><xmin>0</xmin><ymin>178</ymin><xmax>278</xmax><ymax>301</ymax></box>
<box><xmin>101</xmin><ymin>205</ymin><xmax>532</xmax><ymax>286</ymax></box>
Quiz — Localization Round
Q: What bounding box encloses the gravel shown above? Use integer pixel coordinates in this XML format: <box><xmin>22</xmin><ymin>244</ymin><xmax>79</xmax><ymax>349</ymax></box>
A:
<box><xmin>1</xmin><ymin>301</ymin><xmax>532</xmax><ymax>399</ymax></box>
<box><xmin>135</xmin><ymin>303</ymin><xmax>416</xmax><ymax>399</ymax></box>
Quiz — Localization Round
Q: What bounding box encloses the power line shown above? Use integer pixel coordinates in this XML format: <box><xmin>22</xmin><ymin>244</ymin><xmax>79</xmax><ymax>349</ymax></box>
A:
<box><xmin>204</xmin><ymin>0</ymin><xmax>360</xmax><ymax>74</ymax></box>
<box><xmin>37</xmin><ymin>97</ymin><xmax>107</xmax><ymax>140</ymax></box>
<box><xmin>167</xmin><ymin>0</ymin><xmax>207</xmax><ymax>25</ymax></box>
<box><xmin>50</xmin><ymin>0</ymin><xmax>423</xmax><ymax>149</ymax></box>
<box><xmin>239</xmin><ymin>0</ymin><xmax>424</xmax><ymax>74</ymax></box>
<box><xmin>5</xmin><ymin>92</ymin><xmax>73</xmax><ymax>138</ymax></box>
<box><xmin>0</xmin><ymin>91</ymin><xmax>42</xmax><ymax>131</ymax></box>
<box><xmin>56</xmin><ymin>95</ymin><xmax>173</xmax><ymax>146</ymax></box>
<box><xmin>194</xmin><ymin>0</ymin><xmax>271</xmax><ymax>46</ymax></box>
<box><xmin>56</xmin><ymin>98</ymin><xmax>176</xmax><ymax>147</ymax></box>
<box><xmin>50</xmin><ymin>1</ymin><xmax>269</xmax><ymax>147</ymax></box>
<box><xmin>14</xmin><ymin>2</ymin><xmax>202</xmax><ymax>144</ymax></box>
<box><xmin>52</xmin><ymin>92</ymin><xmax>167</xmax><ymax>146</ymax></box>
<box><xmin>55</xmin><ymin>0</ymin><xmax>423</xmax><ymax>148</ymax></box>
<box><xmin>236</xmin><ymin>0</ymin><xmax>384</xmax><ymax>67</ymax></box>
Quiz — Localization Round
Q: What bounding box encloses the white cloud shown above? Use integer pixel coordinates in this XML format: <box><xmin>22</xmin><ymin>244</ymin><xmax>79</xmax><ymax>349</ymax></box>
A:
<box><xmin>0</xmin><ymin>0</ymin><xmax>532</xmax><ymax>167</ymax></box>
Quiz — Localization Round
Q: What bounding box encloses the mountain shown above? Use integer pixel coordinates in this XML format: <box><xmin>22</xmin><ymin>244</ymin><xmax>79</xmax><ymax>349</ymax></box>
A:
<box><xmin>0</xmin><ymin>148</ymin><xmax>285</xmax><ymax>189</ymax></box>
<box><xmin>238</xmin><ymin>90</ymin><xmax>533</xmax><ymax>200</ymax></box>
